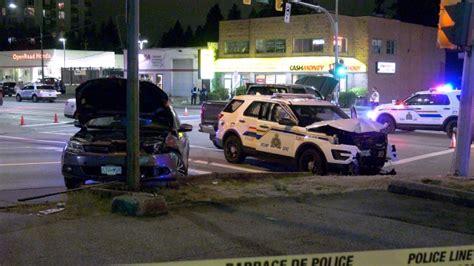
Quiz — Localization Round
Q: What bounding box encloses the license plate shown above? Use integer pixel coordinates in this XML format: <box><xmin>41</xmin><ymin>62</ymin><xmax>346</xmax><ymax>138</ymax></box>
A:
<box><xmin>360</xmin><ymin>150</ymin><xmax>371</xmax><ymax>157</ymax></box>
<box><xmin>101</xmin><ymin>165</ymin><xmax>122</xmax><ymax>176</ymax></box>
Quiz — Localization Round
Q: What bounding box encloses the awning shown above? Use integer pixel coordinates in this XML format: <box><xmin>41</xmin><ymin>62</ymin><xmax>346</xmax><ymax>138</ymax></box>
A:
<box><xmin>214</xmin><ymin>56</ymin><xmax>367</xmax><ymax>74</ymax></box>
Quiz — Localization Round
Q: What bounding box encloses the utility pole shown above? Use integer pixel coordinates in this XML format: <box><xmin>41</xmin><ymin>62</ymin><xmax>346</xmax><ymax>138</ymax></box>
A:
<box><xmin>453</xmin><ymin>2</ymin><xmax>474</xmax><ymax>177</ymax></box>
<box><xmin>40</xmin><ymin>0</ymin><xmax>45</xmax><ymax>80</ymax></box>
<box><xmin>126</xmin><ymin>0</ymin><xmax>140</xmax><ymax>190</ymax></box>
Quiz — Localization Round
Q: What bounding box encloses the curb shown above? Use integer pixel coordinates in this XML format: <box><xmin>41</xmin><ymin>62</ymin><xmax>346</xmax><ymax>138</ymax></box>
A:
<box><xmin>387</xmin><ymin>180</ymin><xmax>474</xmax><ymax>208</ymax></box>
<box><xmin>178</xmin><ymin>172</ymin><xmax>311</xmax><ymax>185</ymax></box>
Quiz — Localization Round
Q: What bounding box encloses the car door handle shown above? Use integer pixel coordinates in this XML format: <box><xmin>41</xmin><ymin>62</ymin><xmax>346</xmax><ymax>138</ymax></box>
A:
<box><xmin>239</xmin><ymin>119</ymin><xmax>245</xmax><ymax>123</ymax></box>
<box><xmin>260</xmin><ymin>125</ymin><xmax>269</xmax><ymax>129</ymax></box>
<box><xmin>413</xmin><ymin>108</ymin><xmax>422</xmax><ymax>110</ymax></box>
<box><xmin>444</xmin><ymin>108</ymin><xmax>451</xmax><ymax>110</ymax></box>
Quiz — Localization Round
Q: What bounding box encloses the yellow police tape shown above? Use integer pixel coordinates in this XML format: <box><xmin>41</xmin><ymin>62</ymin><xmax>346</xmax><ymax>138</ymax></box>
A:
<box><xmin>140</xmin><ymin>245</ymin><xmax>473</xmax><ymax>266</ymax></box>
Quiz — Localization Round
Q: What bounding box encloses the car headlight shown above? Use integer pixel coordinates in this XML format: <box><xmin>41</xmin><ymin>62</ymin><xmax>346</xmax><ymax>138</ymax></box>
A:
<box><xmin>367</xmin><ymin>110</ymin><xmax>376</xmax><ymax>121</ymax></box>
<box><xmin>65</xmin><ymin>141</ymin><xmax>84</xmax><ymax>153</ymax></box>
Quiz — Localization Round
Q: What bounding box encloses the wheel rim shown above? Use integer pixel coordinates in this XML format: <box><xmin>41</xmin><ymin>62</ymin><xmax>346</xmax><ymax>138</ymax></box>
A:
<box><xmin>176</xmin><ymin>156</ymin><xmax>186</xmax><ymax>176</ymax></box>
<box><xmin>380</xmin><ymin>118</ymin><xmax>394</xmax><ymax>132</ymax></box>
<box><xmin>33</xmin><ymin>96</ymin><xmax>37</xmax><ymax>102</ymax></box>
<box><xmin>301</xmin><ymin>154</ymin><xmax>317</xmax><ymax>172</ymax></box>
<box><xmin>225</xmin><ymin>140</ymin><xmax>239</xmax><ymax>160</ymax></box>
<box><xmin>16</xmin><ymin>95</ymin><xmax>20</xmax><ymax>101</ymax></box>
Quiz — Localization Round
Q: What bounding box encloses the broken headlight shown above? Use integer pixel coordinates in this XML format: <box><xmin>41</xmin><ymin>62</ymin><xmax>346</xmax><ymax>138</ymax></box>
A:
<box><xmin>65</xmin><ymin>141</ymin><xmax>84</xmax><ymax>153</ymax></box>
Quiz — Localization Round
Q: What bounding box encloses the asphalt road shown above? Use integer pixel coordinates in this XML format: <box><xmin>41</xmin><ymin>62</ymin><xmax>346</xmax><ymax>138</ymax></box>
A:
<box><xmin>1</xmin><ymin>190</ymin><xmax>473</xmax><ymax>264</ymax></box>
<box><xmin>1</xmin><ymin>98</ymin><xmax>473</xmax><ymax>201</ymax></box>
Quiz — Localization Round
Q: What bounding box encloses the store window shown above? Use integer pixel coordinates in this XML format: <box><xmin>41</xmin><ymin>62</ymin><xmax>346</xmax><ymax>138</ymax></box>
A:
<box><xmin>276</xmin><ymin>74</ymin><xmax>286</xmax><ymax>84</ymax></box>
<box><xmin>58</xmin><ymin>2</ymin><xmax>65</xmax><ymax>9</ymax></box>
<box><xmin>293</xmin><ymin>38</ymin><xmax>325</xmax><ymax>53</ymax></box>
<box><xmin>333</xmin><ymin>37</ymin><xmax>348</xmax><ymax>53</ymax></box>
<box><xmin>58</xmin><ymin>11</ymin><xmax>65</xmax><ymax>19</ymax></box>
<box><xmin>256</xmin><ymin>39</ymin><xmax>286</xmax><ymax>53</ymax></box>
<box><xmin>372</xmin><ymin>39</ymin><xmax>382</xmax><ymax>54</ymax></box>
<box><xmin>224</xmin><ymin>41</ymin><xmax>249</xmax><ymax>54</ymax></box>
<box><xmin>386</xmin><ymin>40</ymin><xmax>396</xmax><ymax>55</ymax></box>
<box><xmin>24</xmin><ymin>7</ymin><xmax>35</xmax><ymax>16</ymax></box>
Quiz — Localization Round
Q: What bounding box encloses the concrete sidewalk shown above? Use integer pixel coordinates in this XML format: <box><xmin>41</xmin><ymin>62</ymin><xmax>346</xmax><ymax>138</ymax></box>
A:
<box><xmin>1</xmin><ymin>190</ymin><xmax>473</xmax><ymax>265</ymax></box>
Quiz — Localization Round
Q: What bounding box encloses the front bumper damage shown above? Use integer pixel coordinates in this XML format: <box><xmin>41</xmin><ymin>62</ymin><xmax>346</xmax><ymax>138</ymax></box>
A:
<box><xmin>62</xmin><ymin>151</ymin><xmax>180</xmax><ymax>185</ymax></box>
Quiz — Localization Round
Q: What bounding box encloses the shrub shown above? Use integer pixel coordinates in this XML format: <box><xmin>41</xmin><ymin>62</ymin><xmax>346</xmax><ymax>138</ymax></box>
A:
<box><xmin>232</xmin><ymin>86</ymin><xmax>247</xmax><ymax>97</ymax></box>
<box><xmin>338</xmin><ymin>91</ymin><xmax>357</xmax><ymax>108</ymax></box>
<box><xmin>350</xmin><ymin>87</ymin><xmax>368</xmax><ymax>98</ymax></box>
<box><xmin>208</xmin><ymin>87</ymin><xmax>229</xmax><ymax>100</ymax></box>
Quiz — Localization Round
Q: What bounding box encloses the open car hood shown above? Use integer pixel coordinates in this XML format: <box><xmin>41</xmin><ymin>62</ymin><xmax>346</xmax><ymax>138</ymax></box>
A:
<box><xmin>294</xmin><ymin>76</ymin><xmax>339</xmax><ymax>100</ymax></box>
<box><xmin>76</xmin><ymin>78</ymin><xmax>169</xmax><ymax>125</ymax></box>
<box><xmin>307</xmin><ymin>118</ymin><xmax>385</xmax><ymax>133</ymax></box>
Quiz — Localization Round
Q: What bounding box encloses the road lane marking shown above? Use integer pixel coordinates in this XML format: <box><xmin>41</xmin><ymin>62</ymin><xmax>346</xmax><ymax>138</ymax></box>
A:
<box><xmin>190</xmin><ymin>145</ymin><xmax>222</xmax><ymax>152</ymax></box>
<box><xmin>0</xmin><ymin>161</ymin><xmax>60</xmax><ymax>167</ymax></box>
<box><xmin>190</xmin><ymin>159</ymin><xmax>266</xmax><ymax>173</ymax></box>
<box><xmin>38</xmin><ymin>132</ymin><xmax>74</xmax><ymax>136</ymax></box>
<box><xmin>22</xmin><ymin>122</ymin><xmax>72</xmax><ymax>128</ymax></box>
<box><xmin>0</xmin><ymin>135</ymin><xmax>66</xmax><ymax>145</ymax></box>
<box><xmin>188</xmin><ymin>168</ymin><xmax>212</xmax><ymax>175</ymax></box>
<box><xmin>391</xmin><ymin>149</ymin><xmax>454</xmax><ymax>166</ymax></box>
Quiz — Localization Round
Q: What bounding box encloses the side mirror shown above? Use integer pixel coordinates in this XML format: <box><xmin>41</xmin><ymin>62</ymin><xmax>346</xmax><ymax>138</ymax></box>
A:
<box><xmin>279</xmin><ymin>118</ymin><xmax>296</xmax><ymax>126</ymax></box>
<box><xmin>178</xmin><ymin>123</ymin><xmax>193</xmax><ymax>132</ymax></box>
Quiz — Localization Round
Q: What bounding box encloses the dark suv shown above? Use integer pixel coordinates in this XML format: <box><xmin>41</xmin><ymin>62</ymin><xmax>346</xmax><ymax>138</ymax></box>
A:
<box><xmin>246</xmin><ymin>84</ymin><xmax>323</xmax><ymax>99</ymax></box>
<box><xmin>1</xmin><ymin>82</ymin><xmax>17</xmax><ymax>97</ymax></box>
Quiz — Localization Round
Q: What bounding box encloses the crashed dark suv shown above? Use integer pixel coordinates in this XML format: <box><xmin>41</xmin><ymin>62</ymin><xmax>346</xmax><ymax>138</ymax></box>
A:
<box><xmin>61</xmin><ymin>78</ymin><xmax>192</xmax><ymax>189</ymax></box>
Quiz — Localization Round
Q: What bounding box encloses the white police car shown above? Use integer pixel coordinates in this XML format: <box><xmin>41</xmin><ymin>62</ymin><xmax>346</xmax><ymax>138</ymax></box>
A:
<box><xmin>367</xmin><ymin>85</ymin><xmax>460</xmax><ymax>137</ymax></box>
<box><xmin>16</xmin><ymin>83</ymin><xmax>57</xmax><ymax>103</ymax></box>
<box><xmin>216</xmin><ymin>94</ymin><xmax>394</xmax><ymax>175</ymax></box>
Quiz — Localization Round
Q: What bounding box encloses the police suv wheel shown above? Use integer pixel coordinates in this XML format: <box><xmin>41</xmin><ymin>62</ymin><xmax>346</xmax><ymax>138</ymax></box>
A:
<box><xmin>297</xmin><ymin>149</ymin><xmax>326</xmax><ymax>175</ymax></box>
<box><xmin>445</xmin><ymin>120</ymin><xmax>457</xmax><ymax>138</ymax></box>
<box><xmin>16</xmin><ymin>95</ymin><xmax>22</xmax><ymax>102</ymax></box>
<box><xmin>32</xmin><ymin>95</ymin><xmax>38</xmax><ymax>102</ymax></box>
<box><xmin>377</xmin><ymin>115</ymin><xmax>396</xmax><ymax>134</ymax></box>
<box><xmin>224</xmin><ymin>135</ymin><xmax>245</xmax><ymax>163</ymax></box>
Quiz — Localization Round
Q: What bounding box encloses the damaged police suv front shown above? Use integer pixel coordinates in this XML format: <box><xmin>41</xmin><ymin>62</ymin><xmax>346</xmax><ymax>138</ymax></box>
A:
<box><xmin>216</xmin><ymin>94</ymin><xmax>394</xmax><ymax>175</ymax></box>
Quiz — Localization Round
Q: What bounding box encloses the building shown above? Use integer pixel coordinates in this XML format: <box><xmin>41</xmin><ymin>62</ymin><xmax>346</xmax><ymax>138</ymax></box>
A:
<box><xmin>0</xmin><ymin>0</ymin><xmax>92</xmax><ymax>40</ymax></box>
<box><xmin>0</xmin><ymin>49</ymin><xmax>120</xmax><ymax>82</ymax></box>
<box><xmin>216</xmin><ymin>14</ymin><xmax>445</xmax><ymax>103</ymax></box>
<box><xmin>124</xmin><ymin>48</ymin><xmax>202</xmax><ymax>98</ymax></box>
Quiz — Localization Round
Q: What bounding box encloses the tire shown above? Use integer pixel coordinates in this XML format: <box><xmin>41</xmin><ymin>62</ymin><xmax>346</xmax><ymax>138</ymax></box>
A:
<box><xmin>32</xmin><ymin>95</ymin><xmax>38</xmax><ymax>103</ymax></box>
<box><xmin>377</xmin><ymin>115</ymin><xmax>396</xmax><ymax>134</ymax></box>
<box><xmin>8</xmin><ymin>94</ymin><xmax>12</xmax><ymax>97</ymax></box>
<box><xmin>176</xmin><ymin>155</ymin><xmax>188</xmax><ymax>177</ymax></box>
<box><xmin>49</xmin><ymin>99</ymin><xmax>55</xmax><ymax>103</ymax></box>
<box><xmin>64</xmin><ymin>177</ymin><xmax>82</xmax><ymax>189</ymax></box>
<box><xmin>297</xmin><ymin>148</ymin><xmax>326</xmax><ymax>175</ymax></box>
<box><xmin>16</xmin><ymin>94</ymin><xmax>22</xmax><ymax>102</ymax></box>
<box><xmin>223</xmin><ymin>135</ymin><xmax>246</xmax><ymax>163</ymax></box>
<box><xmin>445</xmin><ymin>119</ymin><xmax>457</xmax><ymax>138</ymax></box>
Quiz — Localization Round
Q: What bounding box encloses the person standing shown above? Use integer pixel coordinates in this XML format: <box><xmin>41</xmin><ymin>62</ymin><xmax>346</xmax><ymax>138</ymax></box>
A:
<box><xmin>191</xmin><ymin>86</ymin><xmax>198</xmax><ymax>105</ymax></box>
<box><xmin>200</xmin><ymin>84</ymin><xmax>208</xmax><ymax>104</ymax></box>
<box><xmin>370</xmin><ymin>86</ymin><xmax>380</xmax><ymax>108</ymax></box>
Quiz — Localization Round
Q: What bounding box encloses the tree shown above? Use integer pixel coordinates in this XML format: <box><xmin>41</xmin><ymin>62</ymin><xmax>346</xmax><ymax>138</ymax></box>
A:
<box><xmin>227</xmin><ymin>3</ymin><xmax>242</xmax><ymax>20</ymax></box>
<box><xmin>203</xmin><ymin>4</ymin><xmax>224</xmax><ymax>42</ymax></box>
<box><xmin>183</xmin><ymin>26</ymin><xmax>194</xmax><ymax>47</ymax></box>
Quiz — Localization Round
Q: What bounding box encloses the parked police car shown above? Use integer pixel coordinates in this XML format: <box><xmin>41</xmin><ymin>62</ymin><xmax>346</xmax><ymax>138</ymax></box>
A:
<box><xmin>216</xmin><ymin>94</ymin><xmax>392</xmax><ymax>175</ymax></box>
<box><xmin>367</xmin><ymin>86</ymin><xmax>460</xmax><ymax>137</ymax></box>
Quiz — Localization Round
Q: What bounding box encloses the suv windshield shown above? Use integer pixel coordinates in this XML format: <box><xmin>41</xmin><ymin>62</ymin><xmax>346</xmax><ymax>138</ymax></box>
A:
<box><xmin>291</xmin><ymin>105</ymin><xmax>349</xmax><ymax>127</ymax></box>
<box><xmin>247</xmin><ymin>86</ymin><xmax>287</xmax><ymax>95</ymax></box>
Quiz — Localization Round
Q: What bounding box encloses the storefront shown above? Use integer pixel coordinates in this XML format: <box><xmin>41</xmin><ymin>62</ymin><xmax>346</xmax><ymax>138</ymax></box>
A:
<box><xmin>124</xmin><ymin>48</ymin><xmax>201</xmax><ymax>98</ymax></box>
<box><xmin>213</xmin><ymin>56</ymin><xmax>367</xmax><ymax>92</ymax></box>
<box><xmin>0</xmin><ymin>49</ymin><xmax>118</xmax><ymax>83</ymax></box>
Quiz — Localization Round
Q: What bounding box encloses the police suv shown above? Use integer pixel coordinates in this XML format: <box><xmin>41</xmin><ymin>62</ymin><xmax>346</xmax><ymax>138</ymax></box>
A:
<box><xmin>216</xmin><ymin>94</ymin><xmax>392</xmax><ymax>175</ymax></box>
<box><xmin>367</xmin><ymin>88</ymin><xmax>460</xmax><ymax>137</ymax></box>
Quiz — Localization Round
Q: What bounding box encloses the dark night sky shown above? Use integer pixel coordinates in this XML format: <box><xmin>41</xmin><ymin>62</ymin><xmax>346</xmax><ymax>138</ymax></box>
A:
<box><xmin>93</xmin><ymin>0</ymin><xmax>378</xmax><ymax>46</ymax></box>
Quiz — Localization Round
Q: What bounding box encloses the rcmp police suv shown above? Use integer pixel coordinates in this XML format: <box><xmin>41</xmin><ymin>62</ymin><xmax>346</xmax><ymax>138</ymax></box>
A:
<box><xmin>216</xmin><ymin>94</ymin><xmax>391</xmax><ymax>175</ymax></box>
<box><xmin>367</xmin><ymin>86</ymin><xmax>460</xmax><ymax>137</ymax></box>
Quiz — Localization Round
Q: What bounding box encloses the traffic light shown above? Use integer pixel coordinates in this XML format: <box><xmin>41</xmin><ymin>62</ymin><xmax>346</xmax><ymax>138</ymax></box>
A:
<box><xmin>243</xmin><ymin>0</ymin><xmax>251</xmax><ymax>5</ymax></box>
<box><xmin>275</xmin><ymin>0</ymin><xmax>284</xmax><ymax>11</ymax></box>
<box><xmin>438</xmin><ymin>0</ymin><xmax>472</xmax><ymax>49</ymax></box>
<box><xmin>329</xmin><ymin>63</ymin><xmax>347</xmax><ymax>78</ymax></box>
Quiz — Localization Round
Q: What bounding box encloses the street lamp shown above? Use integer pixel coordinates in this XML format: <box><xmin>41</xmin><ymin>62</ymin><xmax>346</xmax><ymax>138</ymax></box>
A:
<box><xmin>9</xmin><ymin>1</ymin><xmax>45</xmax><ymax>81</ymax></box>
<box><xmin>59</xmin><ymin>38</ymin><xmax>66</xmax><ymax>69</ymax></box>
<box><xmin>138</xmin><ymin>39</ymin><xmax>148</xmax><ymax>50</ymax></box>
